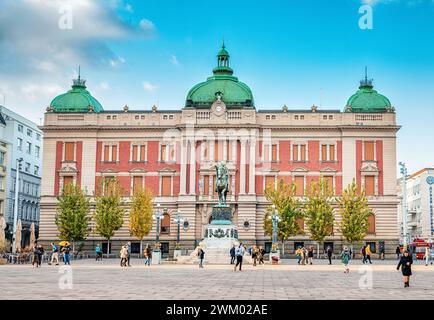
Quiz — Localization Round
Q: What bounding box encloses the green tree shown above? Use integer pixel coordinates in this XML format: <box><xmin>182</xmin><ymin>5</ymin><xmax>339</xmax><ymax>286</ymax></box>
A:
<box><xmin>129</xmin><ymin>189</ymin><xmax>154</xmax><ymax>256</ymax></box>
<box><xmin>305</xmin><ymin>178</ymin><xmax>335</xmax><ymax>258</ymax></box>
<box><xmin>94</xmin><ymin>178</ymin><xmax>125</xmax><ymax>254</ymax></box>
<box><xmin>55</xmin><ymin>183</ymin><xmax>91</xmax><ymax>252</ymax></box>
<box><xmin>338</xmin><ymin>179</ymin><xmax>372</xmax><ymax>252</ymax></box>
<box><xmin>264</xmin><ymin>179</ymin><xmax>303</xmax><ymax>253</ymax></box>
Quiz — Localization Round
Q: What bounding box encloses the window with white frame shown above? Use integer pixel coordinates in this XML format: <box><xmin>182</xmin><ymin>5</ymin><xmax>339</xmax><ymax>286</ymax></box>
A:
<box><xmin>131</xmin><ymin>143</ymin><xmax>147</xmax><ymax>162</ymax></box>
<box><xmin>262</xmin><ymin>143</ymin><xmax>278</xmax><ymax>162</ymax></box>
<box><xmin>160</xmin><ymin>143</ymin><xmax>175</xmax><ymax>162</ymax></box>
<box><xmin>292</xmin><ymin>143</ymin><xmax>307</xmax><ymax>162</ymax></box>
<box><xmin>17</xmin><ymin>138</ymin><xmax>23</xmax><ymax>151</ymax></box>
<box><xmin>35</xmin><ymin>146</ymin><xmax>40</xmax><ymax>158</ymax></box>
<box><xmin>102</xmin><ymin>143</ymin><xmax>118</xmax><ymax>162</ymax></box>
<box><xmin>320</xmin><ymin>144</ymin><xmax>336</xmax><ymax>162</ymax></box>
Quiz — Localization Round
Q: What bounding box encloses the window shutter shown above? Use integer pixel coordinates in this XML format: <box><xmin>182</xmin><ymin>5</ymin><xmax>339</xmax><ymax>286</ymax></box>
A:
<box><xmin>295</xmin><ymin>176</ymin><xmax>304</xmax><ymax>196</ymax></box>
<box><xmin>364</xmin><ymin>141</ymin><xmax>374</xmax><ymax>161</ymax></box>
<box><xmin>65</xmin><ymin>142</ymin><xmax>74</xmax><ymax>161</ymax></box>
<box><xmin>300</xmin><ymin>145</ymin><xmax>306</xmax><ymax>161</ymax></box>
<box><xmin>104</xmin><ymin>145</ymin><xmax>110</xmax><ymax>162</ymax></box>
<box><xmin>132</xmin><ymin>145</ymin><xmax>138</xmax><ymax>161</ymax></box>
<box><xmin>203</xmin><ymin>175</ymin><xmax>210</xmax><ymax>195</ymax></box>
<box><xmin>364</xmin><ymin>176</ymin><xmax>375</xmax><ymax>196</ymax></box>
<box><xmin>329</xmin><ymin>144</ymin><xmax>335</xmax><ymax>161</ymax></box>
<box><xmin>271</xmin><ymin>144</ymin><xmax>277</xmax><ymax>161</ymax></box>
<box><xmin>162</xmin><ymin>176</ymin><xmax>171</xmax><ymax>196</ymax></box>
<box><xmin>321</xmin><ymin>145</ymin><xmax>327</xmax><ymax>161</ymax></box>
<box><xmin>111</xmin><ymin>145</ymin><xmax>117</xmax><ymax>162</ymax></box>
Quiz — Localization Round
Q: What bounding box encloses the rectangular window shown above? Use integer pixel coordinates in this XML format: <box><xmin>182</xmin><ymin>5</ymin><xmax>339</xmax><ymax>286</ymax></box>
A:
<box><xmin>296</xmin><ymin>218</ymin><xmax>305</xmax><ymax>233</ymax></box>
<box><xmin>133</xmin><ymin>176</ymin><xmax>143</xmax><ymax>194</ymax></box>
<box><xmin>34</xmin><ymin>166</ymin><xmax>39</xmax><ymax>176</ymax></box>
<box><xmin>140</xmin><ymin>145</ymin><xmax>146</xmax><ymax>162</ymax></box>
<box><xmin>364</xmin><ymin>141</ymin><xmax>375</xmax><ymax>161</ymax></box>
<box><xmin>103</xmin><ymin>145</ymin><xmax>110</xmax><ymax>162</ymax></box>
<box><xmin>271</xmin><ymin>144</ymin><xmax>277</xmax><ymax>161</ymax></box>
<box><xmin>161</xmin><ymin>176</ymin><xmax>171</xmax><ymax>196</ymax></box>
<box><xmin>300</xmin><ymin>145</ymin><xmax>306</xmax><ymax>161</ymax></box>
<box><xmin>169</xmin><ymin>144</ymin><xmax>175</xmax><ymax>161</ymax></box>
<box><xmin>321</xmin><ymin>145</ymin><xmax>327</xmax><ymax>161</ymax></box>
<box><xmin>18</xmin><ymin>125</ymin><xmax>23</xmax><ymax>133</ymax></box>
<box><xmin>292</xmin><ymin>145</ymin><xmax>298</xmax><ymax>161</ymax></box>
<box><xmin>63</xmin><ymin>176</ymin><xmax>73</xmax><ymax>188</ymax></box>
<box><xmin>65</xmin><ymin>142</ymin><xmax>75</xmax><ymax>161</ymax></box>
<box><xmin>203</xmin><ymin>175</ymin><xmax>209</xmax><ymax>195</ymax></box>
<box><xmin>25</xmin><ymin>162</ymin><xmax>30</xmax><ymax>173</ymax></box>
<box><xmin>294</xmin><ymin>176</ymin><xmax>304</xmax><ymax>196</ymax></box>
<box><xmin>161</xmin><ymin>144</ymin><xmax>167</xmax><ymax>162</ymax></box>
<box><xmin>265</xmin><ymin>176</ymin><xmax>275</xmax><ymax>189</ymax></box>
<box><xmin>27</xmin><ymin>129</ymin><xmax>32</xmax><ymax>137</ymax></box>
<box><xmin>364</xmin><ymin>176</ymin><xmax>375</xmax><ymax>196</ymax></box>
<box><xmin>214</xmin><ymin>141</ymin><xmax>220</xmax><ymax>161</ymax></box>
<box><xmin>26</xmin><ymin>142</ymin><xmax>32</xmax><ymax>154</ymax></box>
<box><xmin>367</xmin><ymin>215</ymin><xmax>376</xmax><ymax>234</ymax></box>
<box><xmin>17</xmin><ymin>138</ymin><xmax>22</xmax><ymax>151</ymax></box>
<box><xmin>203</xmin><ymin>143</ymin><xmax>209</xmax><ymax>161</ymax></box>
<box><xmin>132</xmin><ymin>145</ymin><xmax>138</xmax><ymax>161</ymax></box>
<box><xmin>111</xmin><ymin>145</ymin><xmax>117</xmax><ymax>162</ymax></box>
<box><xmin>323</xmin><ymin>176</ymin><xmax>333</xmax><ymax>192</ymax></box>
<box><xmin>226</xmin><ymin>141</ymin><xmax>232</xmax><ymax>161</ymax></box>
<box><xmin>35</xmin><ymin>146</ymin><xmax>40</xmax><ymax>158</ymax></box>
<box><xmin>36</xmin><ymin>133</ymin><xmax>41</xmax><ymax>141</ymax></box>
<box><xmin>329</xmin><ymin>144</ymin><xmax>335</xmax><ymax>161</ymax></box>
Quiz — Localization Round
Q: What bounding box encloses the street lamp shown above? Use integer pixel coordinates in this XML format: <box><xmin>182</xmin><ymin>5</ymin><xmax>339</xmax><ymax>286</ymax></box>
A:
<box><xmin>12</xmin><ymin>158</ymin><xmax>23</xmax><ymax>254</ymax></box>
<box><xmin>173</xmin><ymin>210</ymin><xmax>185</xmax><ymax>249</ymax></box>
<box><xmin>269</xmin><ymin>204</ymin><xmax>280</xmax><ymax>250</ymax></box>
<box><xmin>152</xmin><ymin>203</ymin><xmax>164</xmax><ymax>246</ymax></box>
<box><xmin>399</xmin><ymin>162</ymin><xmax>409</xmax><ymax>248</ymax></box>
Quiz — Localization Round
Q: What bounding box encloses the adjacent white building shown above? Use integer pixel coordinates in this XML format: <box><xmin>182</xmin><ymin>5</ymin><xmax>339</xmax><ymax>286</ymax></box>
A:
<box><xmin>0</xmin><ymin>106</ymin><xmax>43</xmax><ymax>247</ymax></box>
<box><xmin>398</xmin><ymin>168</ymin><xmax>434</xmax><ymax>243</ymax></box>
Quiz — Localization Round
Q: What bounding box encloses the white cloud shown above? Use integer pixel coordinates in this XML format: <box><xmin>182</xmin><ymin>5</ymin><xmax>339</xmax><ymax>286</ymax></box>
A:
<box><xmin>170</xmin><ymin>55</ymin><xmax>180</xmax><ymax>66</ymax></box>
<box><xmin>139</xmin><ymin>19</ymin><xmax>156</xmax><ymax>32</ymax></box>
<box><xmin>99</xmin><ymin>82</ymin><xmax>110</xmax><ymax>90</ymax></box>
<box><xmin>125</xmin><ymin>3</ymin><xmax>133</xmax><ymax>12</ymax></box>
<box><xmin>21</xmin><ymin>83</ymin><xmax>64</xmax><ymax>103</ymax></box>
<box><xmin>142</xmin><ymin>81</ymin><xmax>158</xmax><ymax>92</ymax></box>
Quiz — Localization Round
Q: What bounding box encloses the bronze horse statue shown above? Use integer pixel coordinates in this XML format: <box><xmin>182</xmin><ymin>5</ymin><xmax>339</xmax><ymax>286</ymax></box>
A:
<box><xmin>215</xmin><ymin>162</ymin><xmax>229</xmax><ymax>206</ymax></box>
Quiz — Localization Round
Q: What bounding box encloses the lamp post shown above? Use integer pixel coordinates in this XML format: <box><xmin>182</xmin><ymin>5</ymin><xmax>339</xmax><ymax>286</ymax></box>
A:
<box><xmin>12</xmin><ymin>158</ymin><xmax>23</xmax><ymax>254</ymax></box>
<box><xmin>399</xmin><ymin>162</ymin><xmax>408</xmax><ymax>248</ymax></box>
<box><xmin>153</xmin><ymin>203</ymin><xmax>164</xmax><ymax>246</ymax></box>
<box><xmin>173</xmin><ymin>210</ymin><xmax>185</xmax><ymax>247</ymax></box>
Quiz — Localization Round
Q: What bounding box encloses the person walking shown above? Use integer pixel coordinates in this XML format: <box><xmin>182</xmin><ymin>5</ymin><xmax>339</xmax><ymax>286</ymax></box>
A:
<box><xmin>379</xmin><ymin>244</ymin><xmax>385</xmax><ymax>260</ymax></box>
<box><xmin>198</xmin><ymin>248</ymin><xmax>205</xmax><ymax>268</ymax></box>
<box><xmin>424</xmin><ymin>246</ymin><xmax>432</xmax><ymax>266</ymax></box>
<box><xmin>252</xmin><ymin>245</ymin><xmax>258</xmax><ymax>267</ymax></box>
<box><xmin>300</xmin><ymin>246</ymin><xmax>307</xmax><ymax>265</ymax></box>
<box><xmin>126</xmin><ymin>241</ymin><xmax>132</xmax><ymax>267</ymax></box>
<box><xmin>144</xmin><ymin>244</ymin><xmax>152</xmax><ymax>266</ymax></box>
<box><xmin>259</xmin><ymin>246</ymin><xmax>265</xmax><ymax>265</ymax></box>
<box><xmin>62</xmin><ymin>244</ymin><xmax>71</xmax><ymax>265</ymax></box>
<box><xmin>326</xmin><ymin>246</ymin><xmax>333</xmax><ymax>265</ymax></box>
<box><xmin>234</xmin><ymin>243</ymin><xmax>245</xmax><ymax>271</ymax></box>
<box><xmin>296</xmin><ymin>246</ymin><xmax>303</xmax><ymax>265</ymax></box>
<box><xmin>48</xmin><ymin>242</ymin><xmax>59</xmax><ymax>266</ymax></box>
<box><xmin>361</xmin><ymin>245</ymin><xmax>367</xmax><ymax>263</ymax></box>
<box><xmin>396</xmin><ymin>246</ymin><xmax>401</xmax><ymax>260</ymax></box>
<box><xmin>230</xmin><ymin>245</ymin><xmax>236</xmax><ymax>265</ymax></box>
<box><xmin>307</xmin><ymin>246</ymin><xmax>314</xmax><ymax>265</ymax></box>
<box><xmin>95</xmin><ymin>244</ymin><xmax>103</xmax><ymax>261</ymax></box>
<box><xmin>365</xmin><ymin>244</ymin><xmax>372</xmax><ymax>264</ymax></box>
<box><xmin>397</xmin><ymin>251</ymin><xmax>413</xmax><ymax>287</ymax></box>
<box><xmin>32</xmin><ymin>241</ymin><xmax>39</xmax><ymax>267</ymax></box>
<box><xmin>341</xmin><ymin>246</ymin><xmax>351</xmax><ymax>274</ymax></box>
<box><xmin>120</xmin><ymin>245</ymin><xmax>128</xmax><ymax>267</ymax></box>
<box><xmin>36</xmin><ymin>244</ymin><xmax>44</xmax><ymax>267</ymax></box>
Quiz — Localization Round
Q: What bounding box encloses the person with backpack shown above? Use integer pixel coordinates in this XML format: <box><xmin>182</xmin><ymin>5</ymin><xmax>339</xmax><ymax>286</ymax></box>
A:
<box><xmin>341</xmin><ymin>246</ymin><xmax>351</xmax><ymax>274</ymax></box>
<box><xmin>95</xmin><ymin>244</ymin><xmax>103</xmax><ymax>261</ymax></box>
<box><xmin>62</xmin><ymin>244</ymin><xmax>71</xmax><ymax>265</ymax></box>
<box><xmin>234</xmin><ymin>243</ymin><xmax>245</xmax><ymax>271</ymax></box>
<box><xmin>365</xmin><ymin>244</ymin><xmax>372</xmax><ymax>264</ymax></box>
<box><xmin>198</xmin><ymin>248</ymin><xmax>205</xmax><ymax>268</ymax></box>
<box><xmin>48</xmin><ymin>242</ymin><xmax>59</xmax><ymax>266</ymax></box>
<box><xmin>230</xmin><ymin>245</ymin><xmax>236</xmax><ymax>264</ymax></box>
<box><xmin>144</xmin><ymin>244</ymin><xmax>152</xmax><ymax>266</ymax></box>
<box><xmin>326</xmin><ymin>246</ymin><xmax>333</xmax><ymax>265</ymax></box>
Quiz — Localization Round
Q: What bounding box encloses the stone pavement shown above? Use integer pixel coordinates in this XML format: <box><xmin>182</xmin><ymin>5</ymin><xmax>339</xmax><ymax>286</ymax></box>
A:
<box><xmin>1</xmin><ymin>258</ymin><xmax>434</xmax><ymax>300</ymax></box>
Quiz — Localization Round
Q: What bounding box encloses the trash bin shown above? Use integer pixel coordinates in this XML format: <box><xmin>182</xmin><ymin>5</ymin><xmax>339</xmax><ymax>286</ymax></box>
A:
<box><xmin>271</xmin><ymin>255</ymin><xmax>279</xmax><ymax>265</ymax></box>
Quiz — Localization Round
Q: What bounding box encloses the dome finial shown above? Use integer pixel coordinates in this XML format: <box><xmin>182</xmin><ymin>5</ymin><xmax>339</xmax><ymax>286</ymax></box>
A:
<box><xmin>222</xmin><ymin>34</ymin><xmax>225</xmax><ymax>49</ymax></box>
<box><xmin>360</xmin><ymin>66</ymin><xmax>373</xmax><ymax>88</ymax></box>
<box><xmin>72</xmin><ymin>65</ymin><xmax>86</xmax><ymax>88</ymax></box>
<box><xmin>78</xmin><ymin>65</ymin><xmax>81</xmax><ymax>80</ymax></box>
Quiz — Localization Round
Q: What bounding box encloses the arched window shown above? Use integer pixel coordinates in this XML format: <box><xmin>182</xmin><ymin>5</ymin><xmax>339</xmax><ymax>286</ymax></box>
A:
<box><xmin>161</xmin><ymin>213</ymin><xmax>170</xmax><ymax>234</ymax></box>
<box><xmin>296</xmin><ymin>218</ymin><xmax>304</xmax><ymax>233</ymax></box>
<box><xmin>367</xmin><ymin>214</ymin><xmax>376</xmax><ymax>234</ymax></box>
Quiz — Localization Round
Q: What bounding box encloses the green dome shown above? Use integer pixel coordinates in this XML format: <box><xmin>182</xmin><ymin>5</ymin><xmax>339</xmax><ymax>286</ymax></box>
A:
<box><xmin>345</xmin><ymin>78</ymin><xmax>392</xmax><ymax>113</ymax></box>
<box><xmin>51</xmin><ymin>76</ymin><xmax>103</xmax><ymax>113</ymax></box>
<box><xmin>186</xmin><ymin>43</ymin><xmax>254</xmax><ymax>108</ymax></box>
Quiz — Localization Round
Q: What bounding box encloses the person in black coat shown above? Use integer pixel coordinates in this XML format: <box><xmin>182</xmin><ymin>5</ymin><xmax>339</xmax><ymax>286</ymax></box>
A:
<box><xmin>397</xmin><ymin>251</ymin><xmax>413</xmax><ymax>287</ymax></box>
<box><xmin>229</xmin><ymin>245</ymin><xmax>236</xmax><ymax>265</ymax></box>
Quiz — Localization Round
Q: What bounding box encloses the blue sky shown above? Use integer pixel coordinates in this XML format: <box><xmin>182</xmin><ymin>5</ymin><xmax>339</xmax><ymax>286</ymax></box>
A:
<box><xmin>0</xmin><ymin>0</ymin><xmax>433</xmax><ymax>174</ymax></box>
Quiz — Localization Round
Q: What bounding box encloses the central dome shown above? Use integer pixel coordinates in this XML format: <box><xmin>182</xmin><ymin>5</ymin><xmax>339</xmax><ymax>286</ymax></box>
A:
<box><xmin>186</xmin><ymin>43</ymin><xmax>254</xmax><ymax>108</ymax></box>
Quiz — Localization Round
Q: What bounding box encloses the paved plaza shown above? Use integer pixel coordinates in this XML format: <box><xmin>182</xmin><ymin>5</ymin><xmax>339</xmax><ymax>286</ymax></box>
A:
<box><xmin>1</xmin><ymin>259</ymin><xmax>434</xmax><ymax>300</ymax></box>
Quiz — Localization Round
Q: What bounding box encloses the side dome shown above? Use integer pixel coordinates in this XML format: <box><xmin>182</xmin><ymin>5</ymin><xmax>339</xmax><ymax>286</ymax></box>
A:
<box><xmin>50</xmin><ymin>74</ymin><xmax>103</xmax><ymax>113</ymax></box>
<box><xmin>345</xmin><ymin>73</ymin><xmax>393</xmax><ymax>113</ymax></box>
<box><xmin>186</xmin><ymin>43</ymin><xmax>254</xmax><ymax>108</ymax></box>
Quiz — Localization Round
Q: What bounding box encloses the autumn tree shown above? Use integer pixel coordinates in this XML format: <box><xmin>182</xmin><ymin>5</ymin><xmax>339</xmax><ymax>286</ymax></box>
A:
<box><xmin>264</xmin><ymin>179</ymin><xmax>303</xmax><ymax>253</ymax></box>
<box><xmin>338</xmin><ymin>179</ymin><xmax>372</xmax><ymax>253</ymax></box>
<box><xmin>94</xmin><ymin>178</ymin><xmax>125</xmax><ymax>254</ymax></box>
<box><xmin>55</xmin><ymin>183</ymin><xmax>90</xmax><ymax>252</ymax></box>
<box><xmin>304</xmin><ymin>177</ymin><xmax>335</xmax><ymax>258</ymax></box>
<box><xmin>129</xmin><ymin>189</ymin><xmax>154</xmax><ymax>256</ymax></box>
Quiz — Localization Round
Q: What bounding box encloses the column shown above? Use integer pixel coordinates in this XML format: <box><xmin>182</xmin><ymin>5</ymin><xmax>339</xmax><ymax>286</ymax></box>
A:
<box><xmin>240</xmin><ymin>140</ymin><xmax>246</xmax><ymax>194</ymax></box>
<box><xmin>180</xmin><ymin>139</ymin><xmax>187</xmax><ymax>195</ymax></box>
<box><xmin>189</xmin><ymin>140</ymin><xmax>196</xmax><ymax>195</ymax></box>
<box><xmin>248</xmin><ymin>140</ymin><xmax>256</xmax><ymax>194</ymax></box>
